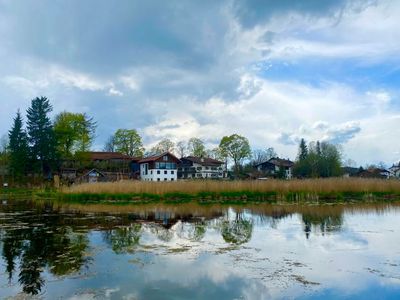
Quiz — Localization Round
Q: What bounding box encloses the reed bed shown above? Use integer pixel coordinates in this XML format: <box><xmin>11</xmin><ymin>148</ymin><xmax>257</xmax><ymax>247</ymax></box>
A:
<box><xmin>63</xmin><ymin>178</ymin><xmax>400</xmax><ymax>195</ymax></box>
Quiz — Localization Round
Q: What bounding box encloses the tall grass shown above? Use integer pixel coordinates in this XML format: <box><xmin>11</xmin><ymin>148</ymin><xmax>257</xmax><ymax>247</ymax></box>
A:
<box><xmin>63</xmin><ymin>178</ymin><xmax>400</xmax><ymax>195</ymax></box>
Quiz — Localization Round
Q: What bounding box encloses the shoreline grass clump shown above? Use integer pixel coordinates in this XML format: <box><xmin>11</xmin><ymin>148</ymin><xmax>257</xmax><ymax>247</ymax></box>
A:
<box><xmin>52</xmin><ymin>178</ymin><xmax>400</xmax><ymax>204</ymax></box>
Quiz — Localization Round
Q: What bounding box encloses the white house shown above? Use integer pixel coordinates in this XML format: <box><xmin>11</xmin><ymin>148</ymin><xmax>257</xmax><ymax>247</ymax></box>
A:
<box><xmin>138</xmin><ymin>152</ymin><xmax>180</xmax><ymax>181</ymax></box>
<box><xmin>178</xmin><ymin>156</ymin><xmax>227</xmax><ymax>179</ymax></box>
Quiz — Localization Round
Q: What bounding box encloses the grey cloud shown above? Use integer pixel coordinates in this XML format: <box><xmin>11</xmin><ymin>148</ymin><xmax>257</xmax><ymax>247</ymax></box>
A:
<box><xmin>277</xmin><ymin>132</ymin><xmax>299</xmax><ymax>146</ymax></box>
<box><xmin>232</xmin><ymin>0</ymin><xmax>377</xmax><ymax>28</ymax></box>
<box><xmin>278</xmin><ymin>121</ymin><xmax>361</xmax><ymax>146</ymax></box>
<box><xmin>325</xmin><ymin>122</ymin><xmax>361</xmax><ymax>144</ymax></box>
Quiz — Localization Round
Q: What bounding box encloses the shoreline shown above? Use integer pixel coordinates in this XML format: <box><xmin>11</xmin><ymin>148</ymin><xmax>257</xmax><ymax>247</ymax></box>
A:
<box><xmin>35</xmin><ymin>190</ymin><xmax>400</xmax><ymax>205</ymax></box>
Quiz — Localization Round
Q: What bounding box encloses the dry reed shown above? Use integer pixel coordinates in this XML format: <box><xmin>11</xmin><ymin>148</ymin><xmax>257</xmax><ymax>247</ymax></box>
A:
<box><xmin>63</xmin><ymin>178</ymin><xmax>400</xmax><ymax>195</ymax></box>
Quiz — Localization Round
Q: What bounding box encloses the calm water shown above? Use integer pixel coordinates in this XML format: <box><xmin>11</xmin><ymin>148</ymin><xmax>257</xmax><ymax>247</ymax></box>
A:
<box><xmin>1</xmin><ymin>200</ymin><xmax>400</xmax><ymax>299</ymax></box>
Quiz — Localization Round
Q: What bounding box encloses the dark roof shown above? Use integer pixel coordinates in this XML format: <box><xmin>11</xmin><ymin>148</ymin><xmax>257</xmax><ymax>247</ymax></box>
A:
<box><xmin>138</xmin><ymin>152</ymin><xmax>180</xmax><ymax>163</ymax></box>
<box><xmin>341</xmin><ymin>167</ymin><xmax>359</xmax><ymax>175</ymax></box>
<box><xmin>85</xmin><ymin>152</ymin><xmax>141</xmax><ymax>161</ymax></box>
<box><xmin>356</xmin><ymin>168</ymin><xmax>389</xmax><ymax>178</ymax></box>
<box><xmin>82</xmin><ymin>169</ymin><xmax>106</xmax><ymax>178</ymax></box>
<box><xmin>256</xmin><ymin>157</ymin><xmax>294</xmax><ymax>168</ymax></box>
<box><xmin>181</xmin><ymin>156</ymin><xmax>224</xmax><ymax>166</ymax></box>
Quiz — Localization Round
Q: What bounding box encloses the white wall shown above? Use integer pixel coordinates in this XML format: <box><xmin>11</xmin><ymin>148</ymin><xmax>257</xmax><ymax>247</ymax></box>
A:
<box><xmin>140</xmin><ymin>163</ymin><xmax>177</xmax><ymax>181</ymax></box>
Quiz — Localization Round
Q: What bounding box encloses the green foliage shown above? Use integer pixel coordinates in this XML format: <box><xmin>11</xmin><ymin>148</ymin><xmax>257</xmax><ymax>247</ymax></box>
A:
<box><xmin>150</xmin><ymin>138</ymin><xmax>175</xmax><ymax>155</ymax></box>
<box><xmin>220</xmin><ymin>216</ymin><xmax>253</xmax><ymax>245</ymax></box>
<box><xmin>187</xmin><ymin>137</ymin><xmax>206</xmax><ymax>157</ymax></box>
<box><xmin>112</xmin><ymin>129</ymin><xmax>144</xmax><ymax>157</ymax></box>
<box><xmin>103</xmin><ymin>224</ymin><xmax>142</xmax><ymax>254</ymax></box>
<box><xmin>8</xmin><ymin>111</ymin><xmax>29</xmax><ymax>180</ymax></box>
<box><xmin>293</xmin><ymin>139</ymin><xmax>342</xmax><ymax>178</ymax></box>
<box><xmin>299</xmin><ymin>138</ymin><xmax>308</xmax><ymax>161</ymax></box>
<box><xmin>219</xmin><ymin>134</ymin><xmax>251</xmax><ymax>175</ymax></box>
<box><xmin>26</xmin><ymin>97</ymin><xmax>58</xmax><ymax>176</ymax></box>
<box><xmin>54</xmin><ymin>111</ymin><xmax>96</xmax><ymax>157</ymax></box>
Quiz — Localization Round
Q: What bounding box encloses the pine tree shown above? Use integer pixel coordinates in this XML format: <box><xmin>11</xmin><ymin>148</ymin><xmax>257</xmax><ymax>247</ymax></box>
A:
<box><xmin>26</xmin><ymin>97</ymin><xmax>57</xmax><ymax>177</ymax></box>
<box><xmin>8</xmin><ymin>110</ymin><xmax>29</xmax><ymax>180</ymax></box>
<box><xmin>299</xmin><ymin>138</ymin><xmax>308</xmax><ymax>161</ymax></box>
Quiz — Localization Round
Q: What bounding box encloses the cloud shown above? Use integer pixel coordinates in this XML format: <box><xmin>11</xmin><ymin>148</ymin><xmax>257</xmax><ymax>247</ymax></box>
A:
<box><xmin>0</xmin><ymin>0</ymin><xmax>399</xmax><ymax>165</ymax></box>
<box><xmin>108</xmin><ymin>87</ymin><xmax>123</xmax><ymax>96</ymax></box>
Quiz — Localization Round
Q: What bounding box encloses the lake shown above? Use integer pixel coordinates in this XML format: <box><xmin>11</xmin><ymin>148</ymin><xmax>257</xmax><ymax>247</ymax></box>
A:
<box><xmin>1</xmin><ymin>200</ymin><xmax>400</xmax><ymax>299</ymax></box>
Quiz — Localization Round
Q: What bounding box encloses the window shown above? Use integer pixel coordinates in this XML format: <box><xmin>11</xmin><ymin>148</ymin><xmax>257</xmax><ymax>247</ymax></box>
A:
<box><xmin>164</xmin><ymin>170</ymin><xmax>167</xmax><ymax>174</ymax></box>
<box><xmin>171</xmin><ymin>170</ymin><xmax>174</xmax><ymax>174</ymax></box>
<box><xmin>157</xmin><ymin>178</ymin><xmax>160</xmax><ymax>181</ymax></box>
<box><xmin>171</xmin><ymin>178</ymin><xmax>174</xmax><ymax>181</ymax></box>
<box><xmin>151</xmin><ymin>170</ymin><xmax>153</xmax><ymax>175</ymax></box>
<box><xmin>157</xmin><ymin>170</ymin><xmax>160</xmax><ymax>174</ymax></box>
<box><xmin>163</xmin><ymin>155</ymin><xmax>168</xmax><ymax>161</ymax></box>
<box><xmin>164</xmin><ymin>178</ymin><xmax>167</xmax><ymax>181</ymax></box>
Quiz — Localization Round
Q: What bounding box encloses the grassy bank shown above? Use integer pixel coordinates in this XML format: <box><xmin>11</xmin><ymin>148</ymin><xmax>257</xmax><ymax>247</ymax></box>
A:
<box><xmin>44</xmin><ymin>178</ymin><xmax>400</xmax><ymax>204</ymax></box>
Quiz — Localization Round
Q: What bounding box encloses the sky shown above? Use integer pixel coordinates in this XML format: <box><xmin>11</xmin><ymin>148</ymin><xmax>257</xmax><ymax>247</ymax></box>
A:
<box><xmin>0</xmin><ymin>0</ymin><xmax>399</xmax><ymax>166</ymax></box>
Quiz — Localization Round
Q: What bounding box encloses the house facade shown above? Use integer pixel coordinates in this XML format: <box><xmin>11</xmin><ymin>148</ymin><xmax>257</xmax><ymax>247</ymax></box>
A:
<box><xmin>139</xmin><ymin>152</ymin><xmax>180</xmax><ymax>181</ymax></box>
<box><xmin>389</xmin><ymin>164</ymin><xmax>400</xmax><ymax>178</ymax></box>
<box><xmin>255</xmin><ymin>157</ymin><xmax>294</xmax><ymax>179</ymax></box>
<box><xmin>178</xmin><ymin>156</ymin><xmax>227</xmax><ymax>179</ymax></box>
<box><xmin>60</xmin><ymin>152</ymin><xmax>141</xmax><ymax>183</ymax></box>
<box><xmin>356</xmin><ymin>167</ymin><xmax>390</xmax><ymax>179</ymax></box>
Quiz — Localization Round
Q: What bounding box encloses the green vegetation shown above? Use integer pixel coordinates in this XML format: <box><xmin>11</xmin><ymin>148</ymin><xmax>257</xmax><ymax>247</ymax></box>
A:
<box><xmin>31</xmin><ymin>189</ymin><xmax>400</xmax><ymax>205</ymax></box>
<box><xmin>293</xmin><ymin>138</ymin><xmax>342</xmax><ymax>178</ymax></box>
<box><xmin>8</xmin><ymin>110</ymin><xmax>29</xmax><ymax>181</ymax></box>
<box><xmin>54</xmin><ymin>111</ymin><xmax>96</xmax><ymax>157</ymax></box>
<box><xmin>219</xmin><ymin>134</ymin><xmax>251</xmax><ymax>176</ymax></box>
<box><xmin>105</xmin><ymin>128</ymin><xmax>145</xmax><ymax>157</ymax></box>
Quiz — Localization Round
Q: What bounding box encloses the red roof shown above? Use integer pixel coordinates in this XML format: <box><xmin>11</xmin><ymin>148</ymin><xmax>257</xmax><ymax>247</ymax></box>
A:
<box><xmin>85</xmin><ymin>152</ymin><xmax>141</xmax><ymax>161</ymax></box>
<box><xmin>138</xmin><ymin>152</ymin><xmax>180</xmax><ymax>163</ymax></box>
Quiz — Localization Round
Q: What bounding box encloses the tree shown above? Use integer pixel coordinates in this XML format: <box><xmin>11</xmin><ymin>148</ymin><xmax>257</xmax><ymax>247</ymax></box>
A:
<box><xmin>176</xmin><ymin>141</ymin><xmax>187</xmax><ymax>158</ymax></box>
<box><xmin>54</xmin><ymin>112</ymin><xmax>96</xmax><ymax>157</ymax></box>
<box><xmin>293</xmin><ymin>139</ymin><xmax>342</xmax><ymax>178</ymax></box>
<box><xmin>293</xmin><ymin>138</ymin><xmax>310</xmax><ymax>178</ymax></box>
<box><xmin>103</xmin><ymin>135</ymin><xmax>117</xmax><ymax>152</ymax></box>
<box><xmin>8</xmin><ymin>111</ymin><xmax>29</xmax><ymax>180</ymax></box>
<box><xmin>0</xmin><ymin>134</ymin><xmax>8</xmax><ymax>154</ymax></box>
<box><xmin>150</xmin><ymin>138</ymin><xmax>175</xmax><ymax>155</ymax></box>
<box><xmin>318</xmin><ymin>142</ymin><xmax>342</xmax><ymax>177</ymax></box>
<box><xmin>113</xmin><ymin>129</ymin><xmax>145</xmax><ymax>157</ymax></box>
<box><xmin>187</xmin><ymin>137</ymin><xmax>206</xmax><ymax>157</ymax></box>
<box><xmin>206</xmin><ymin>147</ymin><xmax>224</xmax><ymax>161</ymax></box>
<box><xmin>219</xmin><ymin>134</ymin><xmax>251</xmax><ymax>175</ymax></box>
<box><xmin>0</xmin><ymin>134</ymin><xmax>9</xmax><ymax>178</ymax></box>
<box><xmin>251</xmin><ymin>147</ymin><xmax>277</xmax><ymax>165</ymax></box>
<box><xmin>298</xmin><ymin>138</ymin><xmax>308</xmax><ymax>161</ymax></box>
<box><xmin>26</xmin><ymin>96</ymin><xmax>57</xmax><ymax>176</ymax></box>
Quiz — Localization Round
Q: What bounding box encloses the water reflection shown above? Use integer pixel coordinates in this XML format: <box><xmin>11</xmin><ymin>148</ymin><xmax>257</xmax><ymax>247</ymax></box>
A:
<box><xmin>1</xmin><ymin>200</ymin><xmax>400</xmax><ymax>298</ymax></box>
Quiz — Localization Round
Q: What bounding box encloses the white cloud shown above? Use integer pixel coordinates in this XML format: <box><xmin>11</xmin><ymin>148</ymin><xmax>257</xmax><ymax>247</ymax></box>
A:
<box><xmin>120</xmin><ymin>76</ymin><xmax>140</xmax><ymax>92</ymax></box>
<box><xmin>141</xmin><ymin>75</ymin><xmax>398</xmax><ymax>164</ymax></box>
<box><xmin>108</xmin><ymin>87</ymin><xmax>124</xmax><ymax>96</ymax></box>
<box><xmin>238</xmin><ymin>0</ymin><xmax>400</xmax><ymax>63</ymax></box>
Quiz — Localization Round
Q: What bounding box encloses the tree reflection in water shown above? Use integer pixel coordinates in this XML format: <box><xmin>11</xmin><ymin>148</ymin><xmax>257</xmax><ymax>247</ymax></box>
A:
<box><xmin>1</xmin><ymin>205</ymin><xmax>91</xmax><ymax>295</ymax></box>
<box><xmin>103</xmin><ymin>224</ymin><xmax>142</xmax><ymax>254</ymax></box>
<box><xmin>1</xmin><ymin>200</ymin><xmax>372</xmax><ymax>296</ymax></box>
<box><xmin>302</xmin><ymin>213</ymin><xmax>343</xmax><ymax>239</ymax></box>
<box><xmin>220</xmin><ymin>212</ymin><xmax>253</xmax><ymax>245</ymax></box>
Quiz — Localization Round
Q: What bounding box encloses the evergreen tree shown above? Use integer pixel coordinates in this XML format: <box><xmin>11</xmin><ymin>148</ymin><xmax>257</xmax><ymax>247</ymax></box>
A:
<box><xmin>26</xmin><ymin>97</ymin><xmax>57</xmax><ymax>177</ymax></box>
<box><xmin>299</xmin><ymin>138</ymin><xmax>308</xmax><ymax>161</ymax></box>
<box><xmin>8</xmin><ymin>110</ymin><xmax>29</xmax><ymax>180</ymax></box>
